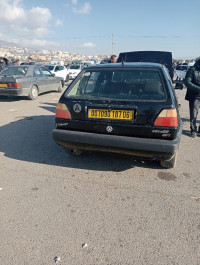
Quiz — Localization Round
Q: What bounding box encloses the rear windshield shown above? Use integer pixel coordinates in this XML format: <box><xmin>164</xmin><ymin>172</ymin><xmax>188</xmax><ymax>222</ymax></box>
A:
<box><xmin>66</xmin><ymin>68</ymin><xmax>166</xmax><ymax>101</ymax></box>
<box><xmin>45</xmin><ymin>65</ymin><xmax>54</xmax><ymax>71</ymax></box>
<box><xmin>69</xmin><ymin>65</ymin><xmax>80</xmax><ymax>70</ymax></box>
<box><xmin>0</xmin><ymin>66</ymin><xmax>28</xmax><ymax>76</ymax></box>
<box><xmin>176</xmin><ymin>65</ymin><xmax>187</xmax><ymax>71</ymax></box>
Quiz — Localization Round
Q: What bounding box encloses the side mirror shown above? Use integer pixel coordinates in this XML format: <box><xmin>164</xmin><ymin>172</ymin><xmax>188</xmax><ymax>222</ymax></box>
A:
<box><xmin>52</xmin><ymin>73</ymin><xmax>55</xmax><ymax>77</ymax></box>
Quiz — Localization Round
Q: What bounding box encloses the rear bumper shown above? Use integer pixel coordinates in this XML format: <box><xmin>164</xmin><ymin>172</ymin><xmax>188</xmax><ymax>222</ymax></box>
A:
<box><xmin>0</xmin><ymin>88</ymin><xmax>23</xmax><ymax>96</ymax></box>
<box><xmin>52</xmin><ymin>123</ymin><xmax>182</xmax><ymax>159</ymax></box>
<box><xmin>69</xmin><ymin>75</ymin><xmax>76</xmax><ymax>79</ymax></box>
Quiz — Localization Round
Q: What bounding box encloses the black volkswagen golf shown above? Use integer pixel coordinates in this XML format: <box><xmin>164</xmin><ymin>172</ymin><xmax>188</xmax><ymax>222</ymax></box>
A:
<box><xmin>52</xmin><ymin>62</ymin><xmax>182</xmax><ymax>168</ymax></box>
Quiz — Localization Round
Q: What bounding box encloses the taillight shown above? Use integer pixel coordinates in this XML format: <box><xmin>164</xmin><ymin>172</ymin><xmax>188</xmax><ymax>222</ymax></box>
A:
<box><xmin>154</xmin><ymin>109</ymin><xmax>178</xmax><ymax>127</ymax></box>
<box><xmin>7</xmin><ymin>83</ymin><xmax>21</xmax><ymax>87</ymax></box>
<box><xmin>55</xmin><ymin>103</ymin><xmax>71</xmax><ymax>119</ymax></box>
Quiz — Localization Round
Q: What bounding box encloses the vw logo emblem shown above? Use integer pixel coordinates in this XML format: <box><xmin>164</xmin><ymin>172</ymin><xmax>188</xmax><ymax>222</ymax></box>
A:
<box><xmin>73</xmin><ymin>103</ymin><xmax>82</xmax><ymax>113</ymax></box>
<box><xmin>106</xmin><ymin>126</ymin><xmax>113</xmax><ymax>133</ymax></box>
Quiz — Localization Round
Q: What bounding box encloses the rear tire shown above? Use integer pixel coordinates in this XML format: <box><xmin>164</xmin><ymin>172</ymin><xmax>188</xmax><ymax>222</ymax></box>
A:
<box><xmin>28</xmin><ymin>85</ymin><xmax>38</xmax><ymax>100</ymax></box>
<box><xmin>160</xmin><ymin>152</ymin><xmax>177</xmax><ymax>168</ymax></box>
<box><xmin>57</xmin><ymin>81</ymin><xmax>63</xmax><ymax>92</ymax></box>
<box><xmin>65</xmin><ymin>74</ymin><xmax>69</xmax><ymax>82</ymax></box>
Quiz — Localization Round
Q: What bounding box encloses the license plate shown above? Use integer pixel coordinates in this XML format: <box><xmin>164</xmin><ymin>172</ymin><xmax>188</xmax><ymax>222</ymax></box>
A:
<box><xmin>88</xmin><ymin>109</ymin><xmax>133</xmax><ymax>120</ymax></box>
<box><xmin>0</xmin><ymin>84</ymin><xmax>7</xmax><ymax>87</ymax></box>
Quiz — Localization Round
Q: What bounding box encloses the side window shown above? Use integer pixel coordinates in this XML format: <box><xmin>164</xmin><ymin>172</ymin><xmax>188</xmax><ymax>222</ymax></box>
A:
<box><xmin>55</xmin><ymin>66</ymin><xmax>59</xmax><ymax>71</ymax></box>
<box><xmin>67</xmin><ymin>71</ymin><xmax>100</xmax><ymax>97</ymax></box>
<box><xmin>59</xmin><ymin>66</ymin><xmax>64</xmax><ymax>70</ymax></box>
<box><xmin>41</xmin><ymin>67</ymin><xmax>52</xmax><ymax>77</ymax></box>
<box><xmin>33</xmin><ymin>67</ymin><xmax>43</xmax><ymax>77</ymax></box>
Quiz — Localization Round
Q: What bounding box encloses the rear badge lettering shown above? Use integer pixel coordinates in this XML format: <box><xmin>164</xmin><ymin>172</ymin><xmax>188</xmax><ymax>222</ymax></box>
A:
<box><xmin>106</xmin><ymin>126</ymin><xmax>113</xmax><ymax>133</ymax></box>
<box><xmin>57</xmin><ymin>123</ymin><xmax>68</xmax><ymax>127</ymax></box>
<box><xmin>152</xmin><ymin>130</ymin><xmax>169</xmax><ymax>133</ymax></box>
<box><xmin>73</xmin><ymin>103</ymin><xmax>82</xmax><ymax>113</ymax></box>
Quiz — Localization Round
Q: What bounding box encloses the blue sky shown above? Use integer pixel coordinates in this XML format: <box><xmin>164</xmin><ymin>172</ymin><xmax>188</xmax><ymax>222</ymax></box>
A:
<box><xmin>0</xmin><ymin>0</ymin><xmax>199</xmax><ymax>59</ymax></box>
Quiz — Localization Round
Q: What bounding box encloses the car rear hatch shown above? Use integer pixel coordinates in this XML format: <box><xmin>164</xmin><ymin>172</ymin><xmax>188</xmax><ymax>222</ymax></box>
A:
<box><xmin>0</xmin><ymin>76</ymin><xmax>20</xmax><ymax>89</ymax></box>
<box><xmin>55</xmin><ymin>65</ymin><xmax>180</xmax><ymax>140</ymax></box>
<box><xmin>0</xmin><ymin>66</ymin><xmax>27</xmax><ymax>88</ymax></box>
<box><xmin>117</xmin><ymin>51</ymin><xmax>173</xmax><ymax>79</ymax></box>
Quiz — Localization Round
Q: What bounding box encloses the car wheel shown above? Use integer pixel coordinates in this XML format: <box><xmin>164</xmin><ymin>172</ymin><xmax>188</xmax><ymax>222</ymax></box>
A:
<box><xmin>160</xmin><ymin>152</ymin><xmax>177</xmax><ymax>168</ymax></box>
<box><xmin>65</xmin><ymin>74</ymin><xmax>69</xmax><ymax>82</ymax></box>
<box><xmin>28</xmin><ymin>85</ymin><xmax>38</xmax><ymax>100</ymax></box>
<box><xmin>57</xmin><ymin>81</ymin><xmax>63</xmax><ymax>92</ymax></box>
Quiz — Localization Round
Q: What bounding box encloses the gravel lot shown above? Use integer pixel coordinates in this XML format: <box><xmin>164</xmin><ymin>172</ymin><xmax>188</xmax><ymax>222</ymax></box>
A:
<box><xmin>0</xmin><ymin>85</ymin><xmax>200</xmax><ymax>265</ymax></box>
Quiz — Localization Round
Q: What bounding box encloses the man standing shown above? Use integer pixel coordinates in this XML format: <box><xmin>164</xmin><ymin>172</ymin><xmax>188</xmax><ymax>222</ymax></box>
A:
<box><xmin>185</xmin><ymin>57</ymin><xmax>200</xmax><ymax>138</ymax></box>
<box><xmin>28</xmin><ymin>57</ymin><xmax>35</xmax><ymax>65</ymax></box>
<box><xmin>109</xmin><ymin>54</ymin><xmax>118</xmax><ymax>63</ymax></box>
<box><xmin>14</xmin><ymin>58</ymin><xmax>21</xmax><ymax>65</ymax></box>
<box><xmin>0</xmin><ymin>58</ymin><xmax>6</xmax><ymax>72</ymax></box>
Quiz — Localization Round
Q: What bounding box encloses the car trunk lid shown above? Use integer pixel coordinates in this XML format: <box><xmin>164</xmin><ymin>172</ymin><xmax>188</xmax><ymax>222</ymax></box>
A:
<box><xmin>56</xmin><ymin>98</ymin><xmax>178</xmax><ymax>140</ymax></box>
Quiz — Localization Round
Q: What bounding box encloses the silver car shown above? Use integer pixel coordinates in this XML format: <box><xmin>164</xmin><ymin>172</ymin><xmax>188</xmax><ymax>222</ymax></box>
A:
<box><xmin>0</xmin><ymin>65</ymin><xmax>64</xmax><ymax>100</ymax></box>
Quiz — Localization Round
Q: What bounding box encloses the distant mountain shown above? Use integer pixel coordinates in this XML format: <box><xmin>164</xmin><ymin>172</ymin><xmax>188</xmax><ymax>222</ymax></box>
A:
<box><xmin>0</xmin><ymin>39</ymin><xmax>19</xmax><ymax>47</ymax></box>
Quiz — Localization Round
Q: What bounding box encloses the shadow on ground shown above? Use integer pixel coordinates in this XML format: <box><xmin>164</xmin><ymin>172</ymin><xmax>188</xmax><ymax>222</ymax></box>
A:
<box><xmin>181</xmin><ymin>118</ymin><xmax>200</xmax><ymax>137</ymax></box>
<box><xmin>0</xmin><ymin>113</ymin><xmax>162</xmax><ymax>171</ymax></box>
<box><xmin>0</xmin><ymin>95</ymin><xmax>27</xmax><ymax>102</ymax></box>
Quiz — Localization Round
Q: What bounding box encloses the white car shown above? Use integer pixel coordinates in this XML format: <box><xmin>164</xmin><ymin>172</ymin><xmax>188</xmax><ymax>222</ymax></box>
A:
<box><xmin>175</xmin><ymin>62</ymin><xmax>195</xmax><ymax>80</ymax></box>
<box><xmin>175</xmin><ymin>65</ymin><xmax>188</xmax><ymax>80</ymax></box>
<box><xmin>45</xmin><ymin>64</ymin><xmax>69</xmax><ymax>81</ymax></box>
<box><xmin>68</xmin><ymin>64</ymin><xmax>86</xmax><ymax>79</ymax></box>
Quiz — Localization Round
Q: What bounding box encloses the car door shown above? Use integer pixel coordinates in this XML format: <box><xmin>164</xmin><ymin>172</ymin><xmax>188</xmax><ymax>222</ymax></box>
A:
<box><xmin>55</xmin><ymin>65</ymin><xmax>66</xmax><ymax>79</ymax></box>
<box><xmin>33</xmin><ymin>67</ymin><xmax>46</xmax><ymax>93</ymax></box>
<box><xmin>41</xmin><ymin>66</ymin><xmax>58</xmax><ymax>91</ymax></box>
<box><xmin>59</xmin><ymin>65</ymin><xmax>67</xmax><ymax>79</ymax></box>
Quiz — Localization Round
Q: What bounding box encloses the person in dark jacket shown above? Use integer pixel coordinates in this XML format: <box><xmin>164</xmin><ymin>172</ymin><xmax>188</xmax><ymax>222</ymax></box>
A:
<box><xmin>28</xmin><ymin>57</ymin><xmax>35</xmax><ymax>65</ymax></box>
<box><xmin>13</xmin><ymin>58</ymin><xmax>21</xmax><ymax>65</ymax></box>
<box><xmin>185</xmin><ymin>57</ymin><xmax>200</xmax><ymax>138</ymax></box>
<box><xmin>0</xmin><ymin>58</ymin><xmax>6</xmax><ymax>72</ymax></box>
<box><xmin>109</xmin><ymin>54</ymin><xmax>118</xmax><ymax>63</ymax></box>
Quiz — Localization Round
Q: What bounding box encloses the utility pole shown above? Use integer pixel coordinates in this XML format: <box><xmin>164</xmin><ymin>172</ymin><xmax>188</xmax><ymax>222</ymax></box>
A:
<box><xmin>112</xmin><ymin>33</ymin><xmax>115</xmax><ymax>54</ymax></box>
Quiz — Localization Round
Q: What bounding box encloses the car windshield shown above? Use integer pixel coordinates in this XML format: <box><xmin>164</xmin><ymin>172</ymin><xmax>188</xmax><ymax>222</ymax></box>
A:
<box><xmin>0</xmin><ymin>66</ymin><xmax>28</xmax><ymax>76</ymax></box>
<box><xmin>176</xmin><ymin>65</ymin><xmax>187</xmax><ymax>71</ymax></box>
<box><xmin>69</xmin><ymin>65</ymin><xmax>80</xmax><ymax>70</ymax></box>
<box><xmin>66</xmin><ymin>68</ymin><xmax>166</xmax><ymax>101</ymax></box>
<box><xmin>45</xmin><ymin>65</ymin><xmax>54</xmax><ymax>71</ymax></box>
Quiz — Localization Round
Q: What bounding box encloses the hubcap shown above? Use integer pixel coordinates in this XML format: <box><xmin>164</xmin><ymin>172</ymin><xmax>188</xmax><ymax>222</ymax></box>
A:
<box><xmin>32</xmin><ymin>87</ymin><xmax>38</xmax><ymax>98</ymax></box>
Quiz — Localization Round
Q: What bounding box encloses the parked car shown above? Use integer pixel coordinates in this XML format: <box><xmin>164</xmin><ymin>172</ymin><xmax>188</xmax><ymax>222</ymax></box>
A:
<box><xmin>0</xmin><ymin>65</ymin><xmax>64</xmax><ymax>100</ymax></box>
<box><xmin>100</xmin><ymin>58</ymin><xmax>111</xmax><ymax>64</ymax></box>
<box><xmin>68</xmin><ymin>64</ymin><xmax>86</xmax><ymax>79</ymax></box>
<box><xmin>174</xmin><ymin>65</ymin><xmax>189</xmax><ymax>79</ymax></box>
<box><xmin>20</xmin><ymin>62</ymin><xmax>35</xmax><ymax>65</ymax></box>
<box><xmin>174</xmin><ymin>64</ymin><xmax>193</xmax><ymax>89</ymax></box>
<box><xmin>45</xmin><ymin>64</ymin><xmax>70</xmax><ymax>82</ymax></box>
<box><xmin>81</xmin><ymin>61</ymin><xmax>95</xmax><ymax>66</ymax></box>
<box><xmin>117</xmin><ymin>51</ymin><xmax>174</xmax><ymax>80</ymax></box>
<box><xmin>52</xmin><ymin>62</ymin><xmax>182</xmax><ymax>168</ymax></box>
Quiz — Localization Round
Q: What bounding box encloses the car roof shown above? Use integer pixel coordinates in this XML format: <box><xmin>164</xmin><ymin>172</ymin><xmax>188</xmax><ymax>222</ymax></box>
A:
<box><xmin>177</xmin><ymin>64</ymin><xmax>188</xmax><ymax>67</ymax></box>
<box><xmin>85</xmin><ymin>62</ymin><xmax>164</xmax><ymax>70</ymax></box>
<box><xmin>8</xmin><ymin>65</ymin><xmax>35</xmax><ymax>68</ymax></box>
